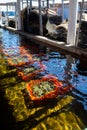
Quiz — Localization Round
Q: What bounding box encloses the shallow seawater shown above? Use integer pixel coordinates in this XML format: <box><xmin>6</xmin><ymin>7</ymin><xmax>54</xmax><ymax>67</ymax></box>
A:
<box><xmin>0</xmin><ymin>28</ymin><xmax>87</xmax><ymax>130</ymax></box>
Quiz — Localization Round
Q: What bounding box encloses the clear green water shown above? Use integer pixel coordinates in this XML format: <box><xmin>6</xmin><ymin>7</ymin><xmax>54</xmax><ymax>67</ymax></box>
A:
<box><xmin>0</xmin><ymin>28</ymin><xmax>87</xmax><ymax>130</ymax></box>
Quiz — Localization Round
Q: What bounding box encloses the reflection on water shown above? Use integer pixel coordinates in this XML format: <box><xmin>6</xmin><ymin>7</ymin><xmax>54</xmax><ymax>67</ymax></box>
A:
<box><xmin>0</xmin><ymin>28</ymin><xmax>87</xmax><ymax>130</ymax></box>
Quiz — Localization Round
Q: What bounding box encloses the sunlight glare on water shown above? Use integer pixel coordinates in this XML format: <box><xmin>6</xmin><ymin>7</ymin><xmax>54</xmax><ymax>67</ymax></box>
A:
<box><xmin>0</xmin><ymin>28</ymin><xmax>87</xmax><ymax>130</ymax></box>
<box><xmin>1</xmin><ymin>29</ymin><xmax>21</xmax><ymax>48</ymax></box>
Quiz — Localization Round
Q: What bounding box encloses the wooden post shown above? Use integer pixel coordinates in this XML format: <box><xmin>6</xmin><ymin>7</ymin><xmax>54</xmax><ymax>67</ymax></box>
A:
<box><xmin>15</xmin><ymin>3</ymin><xmax>18</xmax><ymax>29</ymax></box>
<box><xmin>42</xmin><ymin>0</ymin><xmax>45</xmax><ymax>7</ymax></box>
<box><xmin>67</xmin><ymin>0</ymin><xmax>78</xmax><ymax>45</ymax></box>
<box><xmin>26</xmin><ymin>0</ymin><xmax>29</xmax><ymax>31</ymax></box>
<box><xmin>6</xmin><ymin>4</ymin><xmax>8</xmax><ymax>26</ymax></box>
<box><xmin>26</xmin><ymin>0</ymin><xmax>29</xmax><ymax>14</ymax></box>
<box><xmin>75</xmin><ymin>0</ymin><xmax>84</xmax><ymax>47</ymax></box>
<box><xmin>61</xmin><ymin>0</ymin><xmax>64</xmax><ymax>22</ymax></box>
<box><xmin>38</xmin><ymin>0</ymin><xmax>43</xmax><ymax>36</ymax></box>
<box><xmin>30</xmin><ymin>0</ymin><xmax>32</xmax><ymax>12</ymax></box>
<box><xmin>17</xmin><ymin>0</ymin><xmax>22</xmax><ymax>30</ymax></box>
<box><xmin>47</xmin><ymin>0</ymin><xmax>49</xmax><ymax>9</ymax></box>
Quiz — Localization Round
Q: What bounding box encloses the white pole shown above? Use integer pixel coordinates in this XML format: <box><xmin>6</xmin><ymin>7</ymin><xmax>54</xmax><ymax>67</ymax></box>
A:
<box><xmin>17</xmin><ymin>0</ymin><xmax>22</xmax><ymax>30</ymax></box>
<box><xmin>67</xmin><ymin>0</ymin><xmax>78</xmax><ymax>45</ymax></box>
<box><xmin>21</xmin><ymin>0</ymin><xmax>23</xmax><ymax>9</ymax></box>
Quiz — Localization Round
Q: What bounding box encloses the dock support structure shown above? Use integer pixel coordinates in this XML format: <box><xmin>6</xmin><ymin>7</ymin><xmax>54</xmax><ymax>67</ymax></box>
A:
<box><xmin>17</xmin><ymin>0</ymin><xmax>22</xmax><ymax>30</ymax></box>
<box><xmin>6</xmin><ymin>4</ymin><xmax>9</xmax><ymax>26</ymax></box>
<box><xmin>30</xmin><ymin>0</ymin><xmax>32</xmax><ymax>12</ymax></box>
<box><xmin>38</xmin><ymin>0</ymin><xmax>43</xmax><ymax>36</ymax></box>
<box><xmin>61</xmin><ymin>0</ymin><xmax>64</xmax><ymax>22</ymax></box>
<box><xmin>67</xmin><ymin>0</ymin><xmax>78</xmax><ymax>46</ymax></box>
<box><xmin>47</xmin><ymin>0</ymin><xmax>49</xmax><ymax>9</ymax></box>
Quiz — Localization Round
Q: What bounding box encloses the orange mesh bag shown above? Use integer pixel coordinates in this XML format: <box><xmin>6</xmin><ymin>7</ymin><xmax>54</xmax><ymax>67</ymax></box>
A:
<box><xmin>17</xmin><ymin>61</ymin><xmax>46</xmax><ymax>81</ymax></box>
<box><xmin>7</xmin><ymin>53</ymin><xmax>32</xmax><ymax>67</ymax></box>
<box><xmin>3</xmin><ymin>46</ymin><xmax>21</xmax><ymax>57</ymax></box>
<box><xmin>3</xmin><ymin>46</ymin><xmax>32</xmax><ymax>67</ymax></box>
<box><xmin>26</xmin><ymin>75</ymin><xmax>65</xmax><ymax>101</ymax></box>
